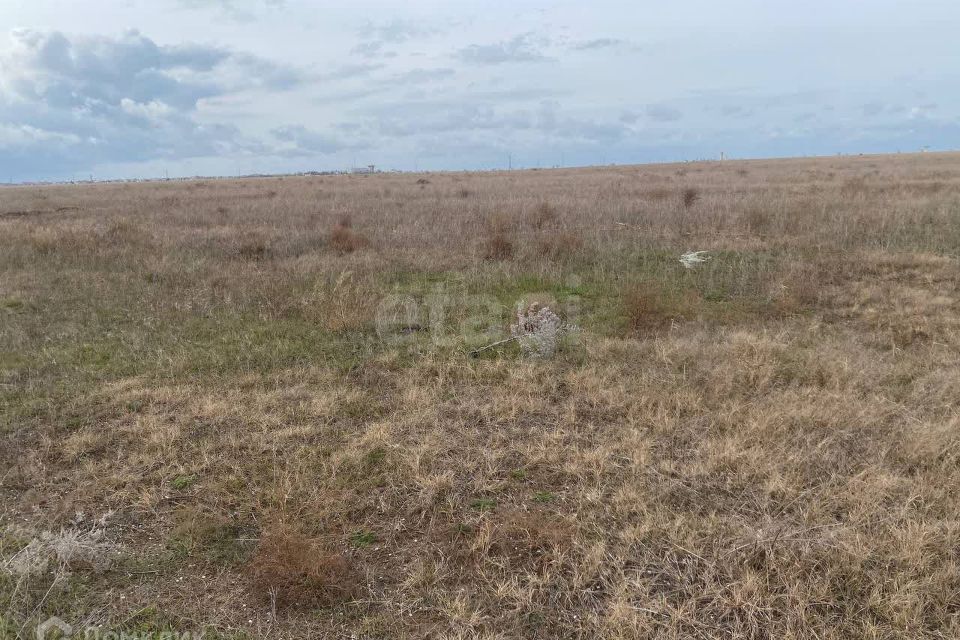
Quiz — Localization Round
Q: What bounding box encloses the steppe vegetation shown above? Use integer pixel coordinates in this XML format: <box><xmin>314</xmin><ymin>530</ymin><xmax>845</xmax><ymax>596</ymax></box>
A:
<box><xmin>2</xmin><ymin>153</ymin><xmax>960</xmax><ymax>638</ymax></box>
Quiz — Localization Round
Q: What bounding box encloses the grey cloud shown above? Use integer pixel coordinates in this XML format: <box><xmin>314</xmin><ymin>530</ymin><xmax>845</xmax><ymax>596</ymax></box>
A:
<box><xmin>352</xmin><ymin>41</ymin><xmax>391</xmax><ymax>58</ymax></box>
<box><xmin>358</xmin><ymin>19</ymin><xmax>437</xmax><ymax>44</ymax></box>
<box><xmin>353</xmin><ymin>19</ymin><xmax>438</xmax><ymax>59</ymax></box>
<box><xmin>719</xmin><ymin>104</ymin><xmax>752</xmax><ymax>118</ymax></box>
<box><xmin>1</xmin><ymin>29</ymin><xmax>304</xmax><ymax>110</ymax></box>
<box><xmin>176</xmin><ymin>0</ymin><xmax>284</xmax><ymax>22</ymax></box>
<box><xmin>308</xmin><ymin>80</ymin><xmax>557</xmax><ymax>110</ymax></box>
<box><xmin>393</xmin><ymin>68</ymin><xmax>455</xmax><ymax>84</ymax></box>
<box><xmin>645</xmin><ymin>104</ymin><xmax>683</xmax><ymax>122</ymax></box>
<box><xmin>0</xmin><ymin>29</ymin><xmax>299</xmax><ymax>178</ymax></box>
<box><xmin>375</xmin><ymin>104</ymin><xmax>532</xmax><ymax>137</ymax></box>
<box><xmin>2</xmin><ymin>30</ymin><xmax>223</xmax><ymax>110</ymax></box>
<box><xmin>364</xmin><ymin>98</ymin><xmax>627</xmax><ymax>146</ymax></box>
<box><xmin>271</xmin><ymin>124</ymin><xmax>359</xmax><ymax>155</ymax></box>
<box><xmin>310</xmin><ymin>85</ymin><xmax>392</xmax><ymax>106</ymax></box>
<box><xmin>569</xmin><ymin>38</ymin><xmax>627</xmax><ymax>51</ymax></box>
<box><xmin>179</xmin><ymin>0</ymin><xmax>284</xmax><ymax>8</ymax></box>
<box><xmin>860</xmin><ymin>101</ymin><xmax>935</xmax><ymax>120</ymax></box>
<box><xmin>229</xmin><ymin>53</ymin><xmax>304</xmax><ymax>90</ymax></box>
<box><xmin>464</xmin><ymin>87</ymin><xmax>568</xmax><ymax>102</ymax></box>
<box><xmin>321</xmin><ymin>63</ymin><xmax>386</xmax><ymax>81</ymax></box>
<box><xmin>457</xmin><ymin>33</ymin><xmax>551</xmax><ymax>65</ymax></box>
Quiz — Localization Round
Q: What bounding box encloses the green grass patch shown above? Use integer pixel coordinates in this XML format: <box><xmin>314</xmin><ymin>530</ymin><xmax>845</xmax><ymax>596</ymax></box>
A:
<box><xmin>167</xmin><ymin>510</ymin><xmax>252</xmax><ymax>566</ymax></box>
<box><xmin>170</xmin><ymin>475</ymin><xmax>196</xmax><ymax>491</ymax></box>
<box><xmin>470</xmin><ymin>498</ymin><xmax>497</xmax><ymax>512</ymax></box>
<box><xmin>349</xmin><ymin>530</ymin><xmax>376</xmax><ymax>548</ymax></box>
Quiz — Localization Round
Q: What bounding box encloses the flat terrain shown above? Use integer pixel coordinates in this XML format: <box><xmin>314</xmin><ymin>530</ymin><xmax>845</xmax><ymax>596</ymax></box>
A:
<box><xmin>2</xmin><ymin>153</ymin><xmax>959</xmax><ymax>638</ymax></box>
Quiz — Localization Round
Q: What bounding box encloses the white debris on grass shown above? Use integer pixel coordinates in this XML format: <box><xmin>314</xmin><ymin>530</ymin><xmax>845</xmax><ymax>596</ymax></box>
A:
<box><xmin>470</xmin><ymin>302</ymin><xmax>579</xmax><ymax>359</ymax></box>
<box><xmin>510</xmin><ymin>303</ymin><xmax>579</xmax><ymax>359</ymax></box>
<box><xmin>679</xmin><ymin>250</ymin><xmax>710</xmax><ymax>269</ymax></box>
<box><xmin>3</xmin><ymin>512</ymin><xmax>115</xmax><ymax>577</ymax></box>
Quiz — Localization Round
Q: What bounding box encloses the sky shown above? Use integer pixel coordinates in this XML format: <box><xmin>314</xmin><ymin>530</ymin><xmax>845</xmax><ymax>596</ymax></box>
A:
<box><xmin>0</xmin><ymin>0</ymin><xmax>958</xmax><ymax>182</ymax></box>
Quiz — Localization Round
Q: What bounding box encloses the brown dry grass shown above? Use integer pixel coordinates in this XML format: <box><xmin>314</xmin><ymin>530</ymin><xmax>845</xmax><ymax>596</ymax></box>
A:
<box><xmin>247</xmin><ymin>528</ymin><xmax>359</xmax><ymax>609</ymax></box>
<box><xmin>2</xmin><ymin>152</ymin><xmax>960</xmax><ymax>638</ymax></box>
<box><xmin>482</xmin><ymin>213</ymin><xmax>516</xmax><ymax>260</ymax></box>
<box><xmin>327</xmin><ymin>215</ymin><xmax>369</xmax><ymax>254</ymax></box>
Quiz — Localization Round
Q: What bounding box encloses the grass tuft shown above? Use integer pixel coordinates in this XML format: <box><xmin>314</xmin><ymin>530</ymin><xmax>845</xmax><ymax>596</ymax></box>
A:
<box><xmin>328</xmin><ymin>216</ymin><xmax>369</xmax><ymax>253</ymax></box>
<box><xmin>247</xmin><ymin>528</ymin><xmax>359</xmax><ymax>609</ymax></box>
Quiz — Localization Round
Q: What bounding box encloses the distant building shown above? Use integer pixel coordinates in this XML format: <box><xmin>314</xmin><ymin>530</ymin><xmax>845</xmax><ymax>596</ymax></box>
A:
<box><xmin>351</xmin><ymin>164</ymin><xmax>376</xmax><ymax>174</ymax></box>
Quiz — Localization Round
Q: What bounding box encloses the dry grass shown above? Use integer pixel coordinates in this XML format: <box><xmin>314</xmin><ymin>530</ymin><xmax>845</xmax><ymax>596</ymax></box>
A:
<box><xmin>681</xmin><ymin>186</ymin><xmax>701</xmax><ymax>209</ymax></box>
<box><xmin>247</xmin><ymin>528</ymin><xmax>359</xmax><ymax>610</ymax></box>
<box><xmin>327</xmin><ymin>216</ymin><xmax>369</xmax><ymax>254</ymax></box>
<box><xmin>2</xmin><ymin>152</ymin><xmax>960</xmax><ymax>638</ymax></box>
<box><xmin>535</xmin><ymin>230</ymin><xmax>584</xmax><ymax>260</ymax></box>
<box><xmin>623</xmin><ymin>281</ymin><xmax>700</xmax><ymax>329</ymax></box>
<box><xmin>529</xmin><ymin>201</ymin><xmax>559</xmax><ymax>230</ymax></box>
<box><xmin>481</xmin><ymin>213</ymin><xmax>516</xmax><ymax>260</ymax></box>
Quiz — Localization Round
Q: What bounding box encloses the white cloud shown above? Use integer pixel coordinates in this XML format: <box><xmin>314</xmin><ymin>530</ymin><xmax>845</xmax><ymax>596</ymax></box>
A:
<box><xmin>0</xmin><ymin>0</ymin><xmax>958</xmax><ymax>179</ymax></box>
<box><xmin>0</xmin><ymin>123</ymin><xmax>81</xmax><ymax>147</ymax></box>
<box><xmin>120</xmin><ymin>98</ymin><xmax>173</xmax><ymax>122</ymax></box>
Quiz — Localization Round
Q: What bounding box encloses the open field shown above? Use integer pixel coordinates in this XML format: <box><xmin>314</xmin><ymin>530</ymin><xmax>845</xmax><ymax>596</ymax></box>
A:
<box><xmin>2</xmin><ymin>152</ymin><xmax>960</xmax><ymax>638</ymax></box>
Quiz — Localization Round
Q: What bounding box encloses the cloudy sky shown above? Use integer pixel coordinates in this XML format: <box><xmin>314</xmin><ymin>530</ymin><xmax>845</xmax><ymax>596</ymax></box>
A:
<box><xmin>0</xmin><ymin>0</ymin><xmax>958</xmax><ymax>182</ymax></box>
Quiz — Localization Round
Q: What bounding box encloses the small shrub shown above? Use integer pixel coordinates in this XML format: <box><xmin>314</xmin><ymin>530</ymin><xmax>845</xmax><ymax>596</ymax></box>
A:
<box><xmin>482</xmin><ymin>232</ymin><xmax>514</xmax><ymax>260</ymax></box>
<box><xmin>236</xmin><ymin>238</ymin><xmax>271</xmax><ymax>261</ymax></box>
<box><xmin>247</xmin><ymin>529</ymin><xmax>359</xmax><ymax>609</ymax></box>
<box><xmin>328</xmin><ymin>216</ymin><xmax>369</xmax><ymax>254</ymax></box>
<box><xmin>530</xmin><ymin>201</ymin><xmax>558</xmax><ymax>230</ymax></box>
<box><xmin>681</xmin><ymin>187</ymin><xmax>700</xmax><ymax>209</ymax></box>
<box><xmin>623</xmin><ymin>281</ymin><xmax>699</xmax><ymax>330</ymax></box>
<box><xmin>481</xmin><ymin>214</ymin><xmax>515</xmax><ymax>260</ymax></box>
<box><xmin>170</xmin><ymin>475</ymin><xmax>196</xmax><ymax>490</ymax></box>
<box><xmin>457</xmin><ymin>187</ymin><xmax>473</xmax><ymax>198</ymax></box>
<box><xmin>235</xmin><ymin>232</ymin><xmax>273</xmax><ymax>260</ymax></box>
<box><xmin>536</xmin><ymin>231</ymin><xmax>583</xmax><ymax>259</ymax></box>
